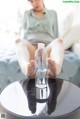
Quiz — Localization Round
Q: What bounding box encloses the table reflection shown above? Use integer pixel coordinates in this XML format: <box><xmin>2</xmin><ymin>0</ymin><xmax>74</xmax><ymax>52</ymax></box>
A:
<box><xmin>20</xmin><ymin>78</ymin><xmax>63</xmax><ymax>115</ymax></box>
<box><xmin>1</xmin><ymin>78</ymin><xmax>80</xmax><ymax>118</ymax></box>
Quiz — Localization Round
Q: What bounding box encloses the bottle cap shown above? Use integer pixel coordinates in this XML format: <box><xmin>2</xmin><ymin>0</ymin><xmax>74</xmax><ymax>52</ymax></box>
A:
<box><xmin>38</xmin><ymin>43</ymin><xmax>45</xmax><ymax>49</ymax></box>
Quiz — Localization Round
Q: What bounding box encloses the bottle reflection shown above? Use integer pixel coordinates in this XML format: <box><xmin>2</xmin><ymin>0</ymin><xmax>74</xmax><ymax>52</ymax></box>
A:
<box><xmin>36</xmin><ymin>85</ymin><xmax>48</xmax><ymax>103</ymax></box>
<box><xmin>21</xmin><ymin>78</ymin><xmax>63</xmax><ymax>115</ymax></box>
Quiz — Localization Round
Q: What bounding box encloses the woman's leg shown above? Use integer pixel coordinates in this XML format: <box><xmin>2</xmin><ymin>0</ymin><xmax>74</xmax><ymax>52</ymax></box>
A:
<box><xmin>45</xmin><ymin>39</ymin><xmax>64</xmax><ymax>77</ymax></box>
<box><xmin>15</xmin><ymin>39</ymin><xmax>36</xmax><ymax>77</ymax></box>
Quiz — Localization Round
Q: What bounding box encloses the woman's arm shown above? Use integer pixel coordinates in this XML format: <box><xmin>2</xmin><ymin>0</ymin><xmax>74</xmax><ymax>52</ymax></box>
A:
<box><xmin>53</xmin><ymin>10</ymin><xmax>59</xmax><ymax>38</ymax></box>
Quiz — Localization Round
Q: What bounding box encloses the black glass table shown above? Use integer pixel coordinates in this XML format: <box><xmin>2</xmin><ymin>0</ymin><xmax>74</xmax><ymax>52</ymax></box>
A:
<box><xmin>0</xmin><ymin>78</ymin><xmax>80</xmax><ymax>119</ymax></box>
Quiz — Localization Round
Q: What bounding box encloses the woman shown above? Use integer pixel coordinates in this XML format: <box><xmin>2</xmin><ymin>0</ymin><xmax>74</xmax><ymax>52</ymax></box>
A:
<box><xmin>15</xmin><ymin>0</ymin><xmax>64</xmax><ymax>79</ymax></box>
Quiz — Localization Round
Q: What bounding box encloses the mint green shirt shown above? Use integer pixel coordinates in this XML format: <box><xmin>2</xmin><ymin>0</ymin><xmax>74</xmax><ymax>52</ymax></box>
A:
<box><xmin>23</xmin><ymin>8</ymin><xmax>58</xmax><ymax>44</ymax></box>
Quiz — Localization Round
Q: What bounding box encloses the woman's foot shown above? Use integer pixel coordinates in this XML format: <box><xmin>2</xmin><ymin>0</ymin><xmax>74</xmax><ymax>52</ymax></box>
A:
<box><xmin>47</xmin><ymin>58</ymin><xmax>61</xmax><ymax>78</ymax></box>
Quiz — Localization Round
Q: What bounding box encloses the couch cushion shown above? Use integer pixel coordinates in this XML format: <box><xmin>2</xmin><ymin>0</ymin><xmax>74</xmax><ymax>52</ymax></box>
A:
<box><xmin>58</xmin><ymin>52</ymin><xmax>80</xmax><ymax>87</ymax></box>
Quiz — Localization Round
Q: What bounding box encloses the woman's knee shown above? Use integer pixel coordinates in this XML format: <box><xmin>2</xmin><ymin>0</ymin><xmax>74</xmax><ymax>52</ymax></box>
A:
<box><xmin>15</xmin><ymin>39</ymin><xmax>21</xmax><ymax>44</ymax></box>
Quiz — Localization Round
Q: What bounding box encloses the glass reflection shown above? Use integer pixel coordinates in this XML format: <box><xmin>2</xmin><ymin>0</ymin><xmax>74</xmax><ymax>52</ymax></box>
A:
<box><xmin>20</xmin><ymin>78</ymin><xmax>63</xmax><ymax>115</ymax></box>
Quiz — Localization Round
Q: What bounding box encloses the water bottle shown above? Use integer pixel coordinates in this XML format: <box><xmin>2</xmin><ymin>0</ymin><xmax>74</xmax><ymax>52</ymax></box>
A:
<box><xmin>35</xmin><ymin>43</ymin><xmax>48</xmax><ymax>102</ymax></box>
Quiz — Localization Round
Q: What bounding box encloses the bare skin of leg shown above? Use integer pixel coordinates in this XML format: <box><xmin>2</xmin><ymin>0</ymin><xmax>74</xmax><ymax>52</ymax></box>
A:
<box><xmin>15</xmin><ymin>39</ymin><xmax>36</xmax><ymax>78</ymax></box>
<box><xmin>45</xmin><ymin>39</ymin><xmax>64</xmax><ymax>77</ymax></box>
<box><xmin>15</xmin><ymin>38</ymin><xmax>64</xmax><ymax>79</ymax></box>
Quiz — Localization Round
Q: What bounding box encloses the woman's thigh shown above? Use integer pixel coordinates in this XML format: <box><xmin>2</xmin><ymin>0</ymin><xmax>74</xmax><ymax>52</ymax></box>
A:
<box><xmin>45</xmin><ymin>39</ymin><xmax>63</xmax><ymax>58</ymax></box>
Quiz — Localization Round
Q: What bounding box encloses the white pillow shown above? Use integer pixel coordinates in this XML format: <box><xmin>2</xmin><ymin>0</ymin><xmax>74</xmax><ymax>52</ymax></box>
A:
<box><xmin>62</xmin><ymin>25</ymin><xmax>80</xmax><ymax>50</ymax></box>
<box><xmin>58</xmin><ymin>12</ymin><xmax>73</xmax><ymax>38</ymax></box>
<box><xmin>72</xmin><ymin>41</ymin><xmax>80</xmax><ymax>57</ymax></box>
